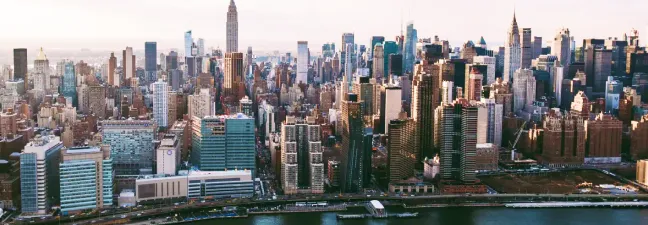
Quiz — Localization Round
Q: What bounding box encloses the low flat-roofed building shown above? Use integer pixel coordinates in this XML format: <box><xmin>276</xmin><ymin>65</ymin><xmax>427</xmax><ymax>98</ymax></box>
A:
<box><xmin>135</xmin><ymin>175</ymin><xmax>187</xmax><ymax>202</ymax></box>
<box><xmin>134</xmin><ymin>169</ymin><xmax>254</xmax><ymax>203</ymax></box>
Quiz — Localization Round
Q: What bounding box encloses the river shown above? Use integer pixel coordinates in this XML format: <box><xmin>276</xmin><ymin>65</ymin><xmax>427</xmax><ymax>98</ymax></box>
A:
<box><xmin>192</xmin><ymin>207</ymin><xmax>648</xmax><ymax>225</ymax></box>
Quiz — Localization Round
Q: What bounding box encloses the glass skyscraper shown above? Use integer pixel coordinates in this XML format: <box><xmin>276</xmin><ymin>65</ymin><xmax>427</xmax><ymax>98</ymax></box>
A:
<box><xmin>383</xmin><ymin>41</ymin><xmax>399</xmax><ymax>77</ymax></box>
<box><xmin>59</xmin><ymin>146</ymin><xmax>113</xmax><ymax>215</ymax></box>
<box><xmin>60</xmin><ymin>160</ymin><xmax>97</xmax><ymax>214</ymax></box>
<box><xmin>20</xmin><ymin>135</ymin><xmax>63</xmax><ymax>215</ymax></box>
<box><xmin>152</xmin><ymin>79</ymin><xmax>169</xmax><ymax>128</ymax></box>
<box><xmin>62</xmin><ymin>61</ymin><xmax>77</xmax><ymax>107</ymax></box>
<box><xmin>145</xmin><ymin>42</ymin><xmax>157</xmax><ymax>83</ymax></box>
<box><xmin>191</xmin><ymin>114</ymin><xmax>255</xmax><ymax>176</ymax></box>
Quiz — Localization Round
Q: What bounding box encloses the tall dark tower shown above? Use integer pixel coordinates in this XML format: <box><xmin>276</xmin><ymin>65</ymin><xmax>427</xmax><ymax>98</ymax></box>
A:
<box><xmin>226</xmin><ymin>0</ymin><xmax>238</xmax><ymax>53</ymax></box>
<box><xmin>340</xmin><ymin>94</ymin><xmax>366</xmax><ymax>193</ymax></box>
<box><xmin>13</xmin><ymin>48</ymin><xmax>28</xmax><ymax>90</ymax></box>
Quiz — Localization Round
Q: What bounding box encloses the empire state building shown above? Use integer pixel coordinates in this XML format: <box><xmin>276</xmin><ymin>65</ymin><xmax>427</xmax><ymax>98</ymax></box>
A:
<box><xmin>226</xmin><ymin>0</ymin><xmax>239</xmax><ymax>53</ymax></box>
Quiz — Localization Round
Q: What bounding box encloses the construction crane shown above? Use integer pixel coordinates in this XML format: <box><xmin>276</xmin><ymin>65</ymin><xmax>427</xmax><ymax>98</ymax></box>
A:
<box><xmin>508</xmin><ymin>121</ymin><xmax>527</xmax><ymax>161</ymax></box>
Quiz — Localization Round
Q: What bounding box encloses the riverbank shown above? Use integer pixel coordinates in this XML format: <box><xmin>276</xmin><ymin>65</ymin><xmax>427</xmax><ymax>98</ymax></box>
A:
<box><xmin>404</xmin><ymin>203</ymin><xmax>505</xmax><ymax>208</ymax></box>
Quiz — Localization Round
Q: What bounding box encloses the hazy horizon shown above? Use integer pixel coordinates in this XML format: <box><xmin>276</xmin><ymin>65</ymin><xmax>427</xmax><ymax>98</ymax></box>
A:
<box><xmin>1</xmin><ymin>0</ymin><xmax>647</xmax><ymax>55</ymax></box>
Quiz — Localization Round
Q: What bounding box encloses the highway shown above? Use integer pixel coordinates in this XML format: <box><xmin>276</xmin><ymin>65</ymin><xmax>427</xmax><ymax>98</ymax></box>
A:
<box><xmin>28</xmin><ymin>192</ymin><xmax>648</xmax><ymax>225</ymax></box>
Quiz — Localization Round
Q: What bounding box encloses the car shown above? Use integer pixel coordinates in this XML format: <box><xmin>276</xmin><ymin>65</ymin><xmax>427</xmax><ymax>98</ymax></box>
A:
<box><xmin>121</xmin><ymin>215</ymin><xmax>127</xmax><ymax>219</ymax></box>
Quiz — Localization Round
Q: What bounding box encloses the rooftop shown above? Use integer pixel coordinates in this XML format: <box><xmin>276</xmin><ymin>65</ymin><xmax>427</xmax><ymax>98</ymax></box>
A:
<box><xmin>369</xmin><ymin>200</ymin><xmax>384</xmax><ymax>210</ymax></box>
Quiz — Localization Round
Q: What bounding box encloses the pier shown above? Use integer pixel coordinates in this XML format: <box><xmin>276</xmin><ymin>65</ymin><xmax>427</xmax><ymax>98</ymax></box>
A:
<box><xmin>337</xmin><ymin>200</ymin><xmax>419</xmax><ymax>220</ymax></box>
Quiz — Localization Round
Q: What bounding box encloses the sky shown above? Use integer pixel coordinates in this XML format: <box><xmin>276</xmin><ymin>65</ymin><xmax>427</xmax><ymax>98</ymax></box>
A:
<box><xmin>0</xmin><ymin>0</ymin><xmax>647</xmax><ymax>54</ymax></box>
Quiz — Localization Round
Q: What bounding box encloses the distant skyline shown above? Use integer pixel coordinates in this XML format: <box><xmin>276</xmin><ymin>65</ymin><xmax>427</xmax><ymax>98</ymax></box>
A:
<box><xmin>1</xmin><ymin>0</ymin><xmax>647</xmax><ymax>53</ymax></box>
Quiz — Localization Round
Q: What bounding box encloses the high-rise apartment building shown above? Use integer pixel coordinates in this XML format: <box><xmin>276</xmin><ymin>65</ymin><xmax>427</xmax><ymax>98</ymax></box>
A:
<box><xmin>584</xmin><ymin>113</ymin><xmax>622</xmax><ymax>164</ymax></box>
<box><xmin>13</xmin><ymin>48</ymin><xmax>27</xmax><ymax>90</ymax></box>
<box><xmin>101</xmin><ymin>120</ymin><xmax>157</xmax><ymax>191</ymax></box>
<box><xmin>340</xmin><ymin>94</ymin><xmax>367</xmax><ymax>193</ymax></box>
<box><xmin>188</xmin><ymin>88</ymin><xmax>214</xmax><ymax>119</ymax></box>
<box><xmin>153</xmin><ymin>79</ymin><xmax>169</xmax><ymax>128</ymax></box>
<box><xmin>541</xmin><ymin>109</ymin><xmax>585</xmax><ymax>167</ymax></box>
<box><xmin>20</xmin><ymin>135</ymin><xmax>63</xmax><ymax>215</ymax></box>
<box><xmin>436</xmin><ymin>101</ymin><xmax>478</xmax><ymax>183</ymax></box>
<box><xmin>280</xmin><ymin>116</ymin><xmax>323</xmax><ymax>194</ymax></box>
<box><xmin>504</xmin><ymin>13</ymin><xmax>521</xmax><ymax>82</ymax></box>
<box><xmin>387</xmin><ymin>115</ymin><xmax>417</xmax><ymax>182</ymax></box>
<box><xmin>88</xmin><ymin>85</ymin><xmax>107</xmax><ymax>119</ymax></box>
<box><xmin>296</xmin><ymin>41</ymin><xmax>309</xmax><ymax>85</ymax></box>
<box><xmin>59</xmin><ymin>146</ymin><xmax>113</xmax><ymax>215</ymax></box>
<box><xmin>512</xmin><ymin>69</ymin><xmax>536</xmax><ymax>112</ymax></box>
<box><xmin>473</xmin><ymin>56</ymin><xmax>496</xmax><ymax>85</ymax></box>
<box><xmin>226</xmin><ymin>0</ymin><xmax>238</xmax><ymax>53</ymax></box>
<box><xmin>467</xmin><ymin>67</ymin><xmax>483</xmax><ymax>101</ymax></box>
<box><xmin>631</xmin><ymin>115</ymin><xmax>648</xmax><ymax>160</ymax></box>
<box><xmin>191</xmin><ymin>114</ymin><xmax>255</xmax><ymax>175</ymax></box>
<box><xmin>411</xmin><ymin>66</ymin><xmax>439</xmax><ymax>159</ymax></box>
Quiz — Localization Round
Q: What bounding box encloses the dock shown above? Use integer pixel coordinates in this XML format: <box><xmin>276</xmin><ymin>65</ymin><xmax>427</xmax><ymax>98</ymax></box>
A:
<box><xmin>336</xmin><ymin>212</ymin><xmax>419</xmax><ymax>220</ymax></box>
<box><xmin>337</xmin><ymin>200</ymin><xmax>419</xmax><ymax>220</ymax></box>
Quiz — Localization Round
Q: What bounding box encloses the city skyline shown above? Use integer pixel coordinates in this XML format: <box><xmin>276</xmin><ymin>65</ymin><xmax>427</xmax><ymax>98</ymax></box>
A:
<box><xmin>1</xmin><ymin>0</ymin><xmax>647</xmax><ymax>53</ymax></box>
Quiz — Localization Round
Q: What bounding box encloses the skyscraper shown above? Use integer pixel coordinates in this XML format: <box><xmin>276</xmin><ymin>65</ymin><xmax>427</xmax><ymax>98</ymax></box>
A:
<box><xmin>340</xmin><ymin>94</ymin><xmax>366</xmax><ymax>193</ymax></box>
<box><xmin>352</xmin><ymin>76</ymin><xmax>374</xmax><ymax>116</ymax></box>
<box><xmin>185</xmin><ymin>30</ymin><xmax>193</xmax><ymax>57</ymax></box>
<box><xmin>370</xmin><ymin>36</ymin><xmax>385</xmax><ymax>56</ymax></box>
<box><xmin>20</xmin><ymin>135</ymin><xmax>63</xmax><ymax>215</ymax></box>
<box><xmin>552</xmin><ymin>28</ymin><xmax>571</xmax><ymax>76</ymax></box>
<box><xmin>372</xmin><ymin>44</ymin><xmax>385</xmax><ymax>82</ymax></box>
<box><xmin>404</xmin><ymin>22</ymin><xmax>417</xmax><ymax>74</ymax></box>
<box><xmin>13</xmin><ymin>48</ymin><xmax>27</xmax><ymax>90</ymax></box>
<box><xmin>62</xmin><ymin>61</ymin><xmax>78</xmax><ymax>107</ymax></box>
<box><xmin>503</xmin><ymin>12</ymin><xmax>521</xmax><ymax>82</ymax></box>
<box><xmin>108</xmin><ymin>53</ymin><xmax>117</xmax><ymax>86</ymax></box>
<box><xmin>387</xmin><ymin>115</ymin><xmax>417</xmax><ymax>182</ymax></box>
<box><xmin>512</xmin><ymin>69</ymin><xmax>536</xmax><ymax>112</ymax></box>
<box><xmin>380</xmin><ymin>86</ymin><xmax>402</xmax><ymax>134</ymax></box>
<box><xmin>33</xmin><ymin>48</ymin><xmax>49</xmax><ymax>91</ymax></box>
<box><xmin>226</xmin><ymin>0</ymin><xmax>238</xmax><ymax>53</ymax></box>
<box><xmin>122</xmin><ymin>47</ymin><xmax>135</xmax><ymax>81</ymax></box>
<box><xmin>467</xmin><ymin>67</ymin><xmax>483</xmax><ymax>101</ymax></box>
<box><xmin>411</xmin><ymin>65</ymin><xmax>440</xmax><ymax>159</ymax></box>
<box><xmin>280</xmin><ymin>116</ymin><xmax>323</xmax><ymax>194</ymax></box>
<box><xmin>224</xmin><ymin>52</ymin><xmax>244</xmax><ymax>101</ymax></box>
<box><xmin>437</xmin><ymin>101</ymin><xmax>478</xmax><ymax>183</ymax></box>
<box><xmin>152</xmin><ymin>79</ymin><xmax>169</xmax><ymax>128</ymax></box>
<box><xmin>605</xmin><ymin>76</ymin><xmax>622</xmax><ymax>112</ymax></box>
<box><xmin>145</xmin><ymin>42</ymin><xmax>157</xmax><ymax>83</ymax></box>
<box><xmin>296</xmin><ymin>41</ymin><xmax>309</xmax><ymax>85</ymax></box>
<box><xmin>520</xmin><ymin>28</ymin><xmax>533</xmax><ymax>69</ymax></box>
<box><xmin>191</xmin><ymin>114</ymin><xmax>255</xmax><ymax>175</ymax></box>
<box><xmin>473</xmin><ymin>56</ymin><xmax>496</xmax><ymax>85</ymax></box>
